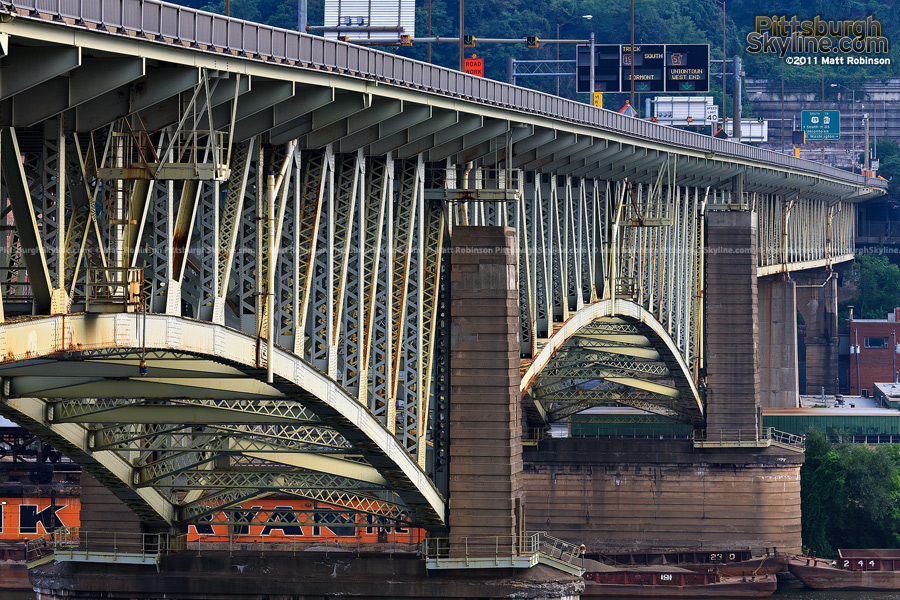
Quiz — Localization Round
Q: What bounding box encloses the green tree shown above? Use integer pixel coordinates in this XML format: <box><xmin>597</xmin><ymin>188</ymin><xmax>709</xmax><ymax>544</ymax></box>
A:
<box><xmin>842</xmin><ymin>255</ymin><xmax>900</xmax><ymax>320</ymax></box>
<box><xmin>801</xmin><ymin>430</ymin><xmax>900</xmax><ymax>555</ymax></box>
<box><xmin>801</xmin><ymin>430</ymin><xmax>843</xmax><ymax>556</ymax></box>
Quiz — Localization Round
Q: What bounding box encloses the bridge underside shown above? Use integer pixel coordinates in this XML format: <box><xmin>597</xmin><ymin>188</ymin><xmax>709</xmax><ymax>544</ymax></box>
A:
<box><xmin>0</xmin><ymin>314</ymin><xmax>445</xmax><ymax>530</ymax></box>
<box><xmin>522</xmin><ymin>301</ymin><xmax>703</xmax><ymax>426</ymax></box>
<box><xmin>0</xmin><ymin>0</ymin><xmax>884</xmax><ymax>535</ymax></box>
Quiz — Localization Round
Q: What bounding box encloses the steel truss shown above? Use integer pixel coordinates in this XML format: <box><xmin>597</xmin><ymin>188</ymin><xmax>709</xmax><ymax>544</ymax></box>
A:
<box><xmin>0</xmin><ymin>54</ymin><xmax>874</xmax><ymax>532</ymax></box>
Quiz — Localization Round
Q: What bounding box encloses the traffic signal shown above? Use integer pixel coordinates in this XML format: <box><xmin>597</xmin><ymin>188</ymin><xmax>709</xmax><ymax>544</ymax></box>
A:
<box><xmin>757</xmin><ymin>116</ymin><xmax>764</xmax><ymax>123</ymax></box>
<box><xmin>464</xmin><ymin>35</ymin><xmax>475</xmax><ymax>47</ymax></box>
<box><xmin>400</xmin><ymin>34</ymin><xmax>412</xmax><ymax>46</ymax></box>
<box><xmin>337</xmin><ymin>35</ymin><xmax>349</xmax><ymax>42</ymax></box>
<box><xmin>526</xmin><ymin>36</ymin><xmax>539</xmax><ymax>47</ymax></box>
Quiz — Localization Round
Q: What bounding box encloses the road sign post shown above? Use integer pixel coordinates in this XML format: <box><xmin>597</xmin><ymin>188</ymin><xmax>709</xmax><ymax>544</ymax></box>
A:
<box><xmin>589</xmin><ymin>31</ymin><xmax>595</xmax><ymax>97</ymax></box>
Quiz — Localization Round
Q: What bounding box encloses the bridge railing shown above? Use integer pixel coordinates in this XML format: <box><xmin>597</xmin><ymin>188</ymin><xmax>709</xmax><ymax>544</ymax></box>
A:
<box><xmin>766</xmin><ymin>427</ymin><xmax>806</xmax><ymax>449</ymax></box>
<box><xmin>25</xmin><ymin>527</ymin><xmax>168</xmax><ymax>567</ymax></box>
<box><xmin>693</xmin><ymin>427</ymin><xmax>805</xmax><ymax>450</ymax></box>
<box><xmin>422</xmin><ymin>532</ymin><xmax>584</xmax><ymax>573</ymax></box>
<box><xmin>422</xmin><ymin>532</ymin><xmax>540</xmax><ymax>560</ymax></box>
<box><xmin>533</xmin><ymin>531</ymin><xmax>584</xmax><ymax>567</ymax></box>
<box><xmin>0</xmin><ymin>0</ymin><xmax>885</xmax><ymax>190</ymax></box>
<box><xmin>86</xmin><ymin>267</ymin><xmax>144</xmax><ymax>312</ymax></box>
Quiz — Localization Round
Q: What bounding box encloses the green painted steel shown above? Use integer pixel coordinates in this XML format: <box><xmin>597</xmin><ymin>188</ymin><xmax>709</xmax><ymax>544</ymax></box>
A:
<box><xmin>762</xmin><ymin>413</ymin><xmax>900</xmax><ymax>436</ymax></box>
<box><xmin>570</xmin><ymin>413</ymin><xmax>693</xmax><ymax>437</ymax></box>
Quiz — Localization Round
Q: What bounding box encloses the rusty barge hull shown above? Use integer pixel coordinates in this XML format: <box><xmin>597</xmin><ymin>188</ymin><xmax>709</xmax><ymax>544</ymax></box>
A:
<box><xmin>582</xmin><ymin>578</ymin><xmax>778</xmax><ymax>598</ymax></box>
<box><xmin>789</xmin><ymin>563</ymin><xmax>900</xmax><ymax>590</ymax></box>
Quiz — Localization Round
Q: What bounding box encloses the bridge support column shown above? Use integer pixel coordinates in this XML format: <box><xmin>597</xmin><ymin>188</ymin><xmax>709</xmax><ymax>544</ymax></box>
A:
<box><xmin>705</xmin><ymin>210</ymin><xmax>761</xmax><ymax>438</ymax></box>
<box><xmin>759</xmin><ymin>277</ymin><xmax>799</xmax><ymax>408</ymax></box>
<box><xmin>795</xmin><ymin>270</ymin><xmax>839</xmax><ymax>395</ymax></box>
<box><xmin>449</xmin><ymin>226</ymin><xmax>524</xmax><ymax>553</ymax></box>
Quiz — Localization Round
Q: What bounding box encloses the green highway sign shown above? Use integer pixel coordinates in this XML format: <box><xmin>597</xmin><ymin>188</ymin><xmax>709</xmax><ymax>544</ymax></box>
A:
<box><xmin>801</xmin><ymin>110</ymin><xmax>840</xmax><ymax>141</ymax></box>
<box><xmin>576</xmin><ymin>43</ymin><xmax>709</xmax><ymax>94</ymax></box>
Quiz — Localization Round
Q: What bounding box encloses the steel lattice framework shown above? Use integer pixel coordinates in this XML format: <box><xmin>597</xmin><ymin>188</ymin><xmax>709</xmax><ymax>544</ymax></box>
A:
<box><xmin>0</xmin><ymin>0</ymin><xmax>883</xmax><ymax>531</ymax></box>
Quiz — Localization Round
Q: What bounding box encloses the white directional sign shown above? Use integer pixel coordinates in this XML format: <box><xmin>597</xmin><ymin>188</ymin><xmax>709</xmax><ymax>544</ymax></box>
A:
<box><xmin>653</xmin><ymin>96</ymin><xmax>713</xmax><ymax>126</ymax></box>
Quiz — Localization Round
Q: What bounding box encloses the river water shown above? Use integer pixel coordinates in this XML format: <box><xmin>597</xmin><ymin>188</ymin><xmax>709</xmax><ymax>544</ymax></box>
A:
<box><xmin>3</xmin><ymin>588</ymin><xmax>900</xmax><ymax>599</ymax></box>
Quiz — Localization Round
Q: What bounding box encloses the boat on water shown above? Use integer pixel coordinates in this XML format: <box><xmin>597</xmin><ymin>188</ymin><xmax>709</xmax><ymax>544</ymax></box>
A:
<box><xmin>789</xmin><ymin>549</ymin><xmax>900</xmax><ymax>590</ymax></box>
<box><xmin>581</xmin><ymin>563</ymin><xmax>778</xmax><ymax>598</ymax></box>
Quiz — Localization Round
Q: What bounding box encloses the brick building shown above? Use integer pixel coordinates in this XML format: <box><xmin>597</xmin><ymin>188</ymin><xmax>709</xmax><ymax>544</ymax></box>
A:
<box><xmin>848</xmin><ymin>308</ymin><xmax>900</xmax><ymax>396</ymax></box>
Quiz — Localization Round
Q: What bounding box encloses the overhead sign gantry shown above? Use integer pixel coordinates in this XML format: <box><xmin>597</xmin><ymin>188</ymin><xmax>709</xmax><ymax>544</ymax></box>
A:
<box><xmin>576</xmin><ymin>44</ymin><xmax>709</xmax><ymax>93</ymax></box>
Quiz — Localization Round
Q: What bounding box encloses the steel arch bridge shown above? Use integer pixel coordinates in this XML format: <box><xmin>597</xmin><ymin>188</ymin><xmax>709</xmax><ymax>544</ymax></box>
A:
<box><xmin>0</xmin><ymin>0</ymin><xmax>884</xmax><ymax>532</ymax></box>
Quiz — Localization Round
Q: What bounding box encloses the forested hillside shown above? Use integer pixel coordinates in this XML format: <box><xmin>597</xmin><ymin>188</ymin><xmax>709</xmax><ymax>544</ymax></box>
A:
<box><xmin>170</xmin><ymin>0</ymin><xmax>900</xmax><ymax>104</ymax></box>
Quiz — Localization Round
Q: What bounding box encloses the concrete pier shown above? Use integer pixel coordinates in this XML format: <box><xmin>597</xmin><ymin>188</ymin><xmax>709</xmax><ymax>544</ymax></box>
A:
<box><xmin>796</xmin><ymin>270</ymin><xmax>839</xmax><ymax>395</ymax></box>
<box><xmin>449</xmin><ymin>226</ymin><xmax>526</xmax><ymax>551</ymax></box>
<box><xmin>704</xmin><ymin>210</ymin><xmax>762</xmax><ymax>438</ymax></box>
<box><xmin>524</xmin><ymin>438</ymin><xmax>803</xmax><ymax>554</ymax></box>
<box><xmin>759</xmin><ymin>277</ymin><xmax>800</xmax><ymax>408</ymax></box>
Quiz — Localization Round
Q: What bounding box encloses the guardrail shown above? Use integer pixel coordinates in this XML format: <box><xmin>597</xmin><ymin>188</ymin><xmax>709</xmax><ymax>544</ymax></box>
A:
<box><xmin>693</xmin><ymin>427</ymin><xmax>805</xmax><ymax>449</ymax></box>
<box><xmin>0</xmin><ymin>0</ymin><xmax>886</xmax><ymax>190</ymax></box>
<box><xmin>422</xmin><ymin>531</ymin><xmax>584</xmax><ymax>573</ymax></box>
<box><xmin>25</xmin><ymin>528</ymin><xmax>168</xmax><ymax>567</ymax></box>
<box><xmin>535</xmin><ymin>531</ymin><xmax>584</xmax><ymax>567</ymax></box>
<box><xmin>86</xmin><ymin>267</ymin><xmax>144</xmax><ymax>312</ymax></box>
<box><xmin>26</xmin><ymin>528</ymin><xmax>424</xmax><ymax>567</ymax></box>
<box><xmin>422</xmin><ymin>532</ymin><xmax>539</xmax><ymax>561</ymax></box>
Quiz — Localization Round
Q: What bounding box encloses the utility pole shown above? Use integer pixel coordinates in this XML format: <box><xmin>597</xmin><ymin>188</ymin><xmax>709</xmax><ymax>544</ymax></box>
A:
<box><xmin>629</xmin><ymin>0</ymin><xmax>635</xmax><ymax>111</ymax></box>
<box><xmin>781</xmin><ymin>59</ymin><xmax>785</xmax><ymax>153</ymax></box>
<box><xmin>733</xmin><ymin>55</ymin><xmax>742</xmax><ymax>141</ymax></box>
<box><xmin>458</xmin><ymin>0</ymin><xmax>464</xmax><ymax>72</ymax></box>
<box><xmin>428</xmin><ymin>0</ymin><xmax>432</xmax><ymax>63</ymax></box>
<box><xmin>821</xmin><ymin>70</ymin><xmax>825</xmax><ymax>164</ymax></box>
<box><xmin>864</xmin><ymin>111</ymin><xmax>870</xmax><ymax>185</ymax></box>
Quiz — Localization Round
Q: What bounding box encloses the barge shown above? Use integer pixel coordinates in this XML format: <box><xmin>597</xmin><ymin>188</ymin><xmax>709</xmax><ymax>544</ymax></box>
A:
<box><xmin>789</xmin><ymin>550</ymin><xmax>900</xmax><ymax>590</ymax></box>
<box><xmin>582</xmin><ymin>563</ymin><xmax>778</xmax><ymax>598</ymax></box>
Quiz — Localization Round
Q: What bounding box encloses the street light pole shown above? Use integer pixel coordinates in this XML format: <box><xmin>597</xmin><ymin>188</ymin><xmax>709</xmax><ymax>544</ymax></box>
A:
<box><xmin>715</xmin><ymin>0</ymin><xmax>726</xmax><ymax>126</ymax></box>
<box><xmin>556</xmin><ymin>15</ymin><xmax>592</xmax><ymax>96</ymax></box>
<box><xmin>556</xmin><ymin>22</ymin><xmax>562</xmax><ymax>96</ymax></box>
<box><xmin>864</xmin><ymin>111</ymin><xmax>870</xmax><ymax>185</ymax></box>
<box><xmin>831</xmin><ymin>84</ymin><xmax>858</xmax><ymax>171</ymax></box>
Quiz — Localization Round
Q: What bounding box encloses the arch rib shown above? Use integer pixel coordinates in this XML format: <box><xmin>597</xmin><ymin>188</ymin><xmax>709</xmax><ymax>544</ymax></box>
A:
<box><xmin>521</xmin><ymin>299</ymin><xmax>703</xmax><ymax>424</ymax></box>
<box><xmin>0</xmin><ymin>314</ymin><xmax>445</xmax><ymax>528</ymax></box>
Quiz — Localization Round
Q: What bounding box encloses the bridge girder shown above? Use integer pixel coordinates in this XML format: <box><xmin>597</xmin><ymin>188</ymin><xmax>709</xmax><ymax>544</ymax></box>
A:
<box><xmin>0</xmin><ymin>313</ymin><xmax>445</xmax><ymax>529</ymax></box>
<box><xmin>0</xmin><ymin>0</ymin><xmax>884</xmax><ymax>533</ymax></box>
